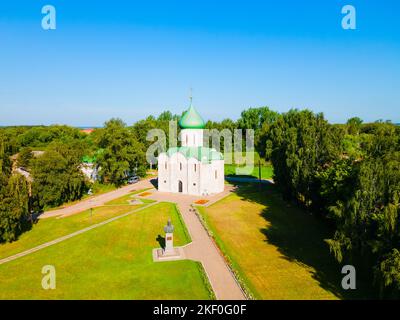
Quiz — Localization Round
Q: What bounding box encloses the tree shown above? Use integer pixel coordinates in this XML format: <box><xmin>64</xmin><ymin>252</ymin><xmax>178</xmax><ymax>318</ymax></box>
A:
<box><xmin>0</xmin><ymin>174</ymin><xmax>30</xmax><ymax>242</ymax></box>
<box><xmin>96</xmin><ymin>118</ymin><xmax>146</xmax><ymax>185</ymax></box>
<box><xmin>266</xmin><ymin>109</ymin><xmax>342</xmax><ymax>211</ymax></box>
<box><xmin>237</xmin><ymin>106</ymin><xmax>279</xmax><ymax>132</ymax></box>
<box><xmin>264</xmin><ymin>112</ymin><xmax>400</xmax><ymax>297</ymax></box>
<box><xmin>0</xmin><ymin>133</ymin><xmax>11</xmax><ymax>179</ymax></box>
<box><xmin>157</xmin><ymin>111</ymin><xmax>175</xmax><ymax>122</ymax></box>
<box><xmin>17</xmin><ymin>147</ymin><xmax>33</xmax><ymax>168</ymax></box>
<box><xmin>237</xmin><ymin>107</ymin><xmax>279</xmax><ymax>157</ymax></box>
<box><xmin>30</xmin><ymin>141</ymin><xmax>88</xmax><ymax>210</ymax></box>
<box><xmin>326</xmin><ymin>150</ymin><xmax>400</xmax><ymax>297</ymax></box>
<box><xmin>346</xmin><ymin>117</ymin><xmax>363</xmax><ymax>135</ymax></box>
<box><xmin>377</xmin><ymin>249</ymin><xmax>400</xmax><ymax>297</ymax></box>
<box><xmin>0</xmin><ymin>134</ymin><xmax>30</xmax><ymax>242</ymax></box>
<box><xmin>315</xmin><ymin>158</ymin><xmax>357</xmax><ymax>208</ymax></box>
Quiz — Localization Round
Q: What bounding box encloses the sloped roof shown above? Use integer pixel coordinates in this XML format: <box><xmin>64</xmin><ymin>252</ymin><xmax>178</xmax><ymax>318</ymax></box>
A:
<box><xmin>82</xmin><ymin>149</ymin><xmax>104</xmax><ymax>164</ymax></box>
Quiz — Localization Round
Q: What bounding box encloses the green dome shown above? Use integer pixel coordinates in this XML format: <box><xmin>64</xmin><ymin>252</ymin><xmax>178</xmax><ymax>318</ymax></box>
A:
<box><xmin>178</xmin><ymin>103</ymin><xmax>205</xmax><ymax>129</ymax></box>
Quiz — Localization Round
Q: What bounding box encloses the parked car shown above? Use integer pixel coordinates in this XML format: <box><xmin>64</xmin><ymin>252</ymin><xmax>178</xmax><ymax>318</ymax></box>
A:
<box><xmin>127</xmin><ymin>176</ymin><xmax>139</xmax><ymax>184</ymax></box>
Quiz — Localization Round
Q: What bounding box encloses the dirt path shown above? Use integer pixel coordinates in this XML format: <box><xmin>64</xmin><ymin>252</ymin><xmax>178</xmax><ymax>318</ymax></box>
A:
<box><xmin>145</xmin><ymin>187</ymin><xmax>246</xmax><ymax>300</ymax></box>
<box><xmin>40</xmin><ymin>179</ymin><xmax>154</xmax><ymax>219</ymax></box>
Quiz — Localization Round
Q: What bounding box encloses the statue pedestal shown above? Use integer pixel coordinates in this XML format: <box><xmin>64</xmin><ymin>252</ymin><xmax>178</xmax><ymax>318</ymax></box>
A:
<box><xmin>164</xmin><ymin>232</ymin><xmax>174</xmax><ymax>254</ymax></box>
<box><xmin>153</xmin><ymin>218</ymin><xmax>184</xmax><ymax>262</ymax></box>
<box><xmin>152</xmin><ymin>246</ymin><xmax>185</xmax><ymax>262</ymax></box>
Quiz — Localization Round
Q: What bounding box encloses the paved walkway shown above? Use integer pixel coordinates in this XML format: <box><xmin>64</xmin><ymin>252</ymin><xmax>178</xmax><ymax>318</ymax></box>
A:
<box><xmin>145</xmin><ymin>187</ymin><xmax>246</xmax><ymax>300</ymax></box>
<box><xmin>40</xmin><ymin>178</ymin><xmax>154</xmax><ymax>219</ymax></box>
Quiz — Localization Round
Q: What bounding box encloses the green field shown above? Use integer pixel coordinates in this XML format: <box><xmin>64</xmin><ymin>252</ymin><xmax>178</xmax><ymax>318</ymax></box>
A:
<box><xmin>0</xmin><ymin>202</ymin><xmax>213</xmax><ymax>299</ymax></box>
<box><xmin>223</xmin><ymin>151</ymin><xmax>274</xmax><ymax>180</ymax></box>
<box><xmin>197</xmin><ymin>184</ymin><xmax>373</xmax><ymax>300</ymax></box>
<box><xmin>0</xmin><ymin>192</ymin><xmax>153</xmax><ymax>260</ymax></box>
<box><xmin>224</xmin><ymin>163</ymin><xmax>273</xmax><ymax>180</ymax></box>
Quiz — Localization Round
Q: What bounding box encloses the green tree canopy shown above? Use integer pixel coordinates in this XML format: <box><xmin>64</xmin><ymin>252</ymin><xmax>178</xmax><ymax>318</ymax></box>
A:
<box><xmin>96</xmin><ymin>118</ymin><xmax>146</xmax><ymax>185</ymax></box>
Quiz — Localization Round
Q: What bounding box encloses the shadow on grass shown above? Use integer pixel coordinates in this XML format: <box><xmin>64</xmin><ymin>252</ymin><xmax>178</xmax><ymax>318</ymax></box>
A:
<box><xmin>231</xmin><ymin>182</ymin><xmax>376</xmax><ymax>300</ymax></box>
<box><xmin>156</xmin><ymin>234</ymin><xmax>165</xmax><ymax>250</ymax></box>
<box><xmin>0</xmin><ymin>217</ymin><xmax>33</xmax><ymax>245</ymax></box>
<box><xmin>225</xmin><ymin>174</ymin><xmax>258</xmax><ymax>179</ymax></box>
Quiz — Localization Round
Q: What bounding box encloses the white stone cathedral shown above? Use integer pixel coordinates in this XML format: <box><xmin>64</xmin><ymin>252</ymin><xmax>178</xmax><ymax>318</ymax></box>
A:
<box><xmin>158</xmin><ymin>102</ymin><xmax>224</xmax><ymax>196</ymax></box>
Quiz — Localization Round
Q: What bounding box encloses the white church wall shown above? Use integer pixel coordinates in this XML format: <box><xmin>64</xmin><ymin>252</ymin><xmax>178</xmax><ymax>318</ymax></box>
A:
<box><xmin>170</xmin><ymin>152</ymin><xmax>188</xmax><ymax>193</ymax></box>
<box><xmin>199</xmin><ymin>163</ymin><xmax>211</xmax><ymax>195</ymax></box>
<box><xmin>198</xmin><ymin>160</ymin><xmax>224</xmax><ymax>195</ymax></box>
<box><xmin>180</xmin><ymin>129</ymin><xmax>203</xmax><ymax>147</ymax></box>
<box><xmin>187</xmin><ymin>157</ymin><xmax>200</xmax><ymax>195</ymax></box>
<box><xmin>157</xmin><ymin>153</ymin><xmax>170</xmax><ymax>192</ymax></box>
<box><xmin>213</xmin><ymin>159</ymin><xmax>225</xmax><ymax>193</ymax></box>
<box><xmin>158</xmin><ymin>153</ymin><xmax>224</xmax><ymax>195</ymax></box>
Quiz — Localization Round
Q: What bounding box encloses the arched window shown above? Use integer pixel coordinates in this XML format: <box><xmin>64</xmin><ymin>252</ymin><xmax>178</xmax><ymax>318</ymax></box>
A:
<box><xmin>215</xmin><ymin>170</ymin><xmax>217</xmax><ymax>179</ymax></box>
<box><xmin>180</xmin><ymin>163</ymin><xmax>182</xmax><ymax>171</ymax></box>
<box><xmin>165</xmin><ymin>162</ymin><xmax>167</xmax><ymax>170</ymax></box>
<box><xmin>186</xmin><ymin>135</ymin><xmax>188</xmax><ymax>145</ymax></box>
<box><xmin>194</xmin><ymin>164</ymin><xmax>197</xmax><ymax>172</ymax></box>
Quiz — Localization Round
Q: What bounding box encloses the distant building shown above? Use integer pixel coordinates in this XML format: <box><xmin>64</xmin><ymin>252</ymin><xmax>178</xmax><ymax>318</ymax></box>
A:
<box><xmin>32</xmin><ymin>150</ymin><xmax>45</xmax><ymax>157</ymax></box>
<box><xmin>81</xmin><ymin>155</ymin><xmax>99</xmax><ymax>182</ymax></box>
<box><xmin>158</xmin><ymin>101</ymin><xmax>224</xmax><ymax>196</ymax></box>
<box><xmin>80</xmin><ymin>128</ymin><xmax>94</xmax><ymax>134</ymax></box>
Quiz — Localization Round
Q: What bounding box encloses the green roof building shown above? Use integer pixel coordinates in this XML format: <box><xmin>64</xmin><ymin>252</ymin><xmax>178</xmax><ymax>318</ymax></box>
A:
<box><xmin>158</xmin><ymin>100</ymin><xmax>224</xmax><ymax>196</ymax></box>
<box><xmin>178</xmin><ymin>103</ymin><xmax>205</xmax><ymax>129</ymax></box>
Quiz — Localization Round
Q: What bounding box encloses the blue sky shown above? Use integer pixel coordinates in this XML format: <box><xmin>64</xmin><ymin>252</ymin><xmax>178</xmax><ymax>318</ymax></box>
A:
<box><xmin>0</xmin><ymin>0</ymin><xmax>399</xmax><ymax>126</ymax></box>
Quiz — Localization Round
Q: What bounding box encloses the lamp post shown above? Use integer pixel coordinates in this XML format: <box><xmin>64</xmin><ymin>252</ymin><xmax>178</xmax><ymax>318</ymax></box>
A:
<box><xmin>258</xmin><ymin>159</ymin><xmax>262</xmax><ymax>191</ymax></box>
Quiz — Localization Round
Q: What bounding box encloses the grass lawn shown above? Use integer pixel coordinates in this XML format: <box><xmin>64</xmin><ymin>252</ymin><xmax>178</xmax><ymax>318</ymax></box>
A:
<box><xmin>223</xmin><ymin>151</ymin><xmax>274</xmax><ymax>180</ymax></box>
<box><xmin>224</xmin><ymin>163</ymin><xmax>273</xmax><ymax>180</ymax></box>
<box><xmin>0</xmin><ymin>192</ymin><xmax>152</xmax><ymax>260</ymax></box>
<box><xmin>104</xmin><ymin>189</ymin><xmax>154</xmax><ymax>206</ymax></box>
<box><xmin>0</xmin><ymin>202</ymin><xmax>213</xmax><ymax>299</ymax></box>
<box><xmin>197</xmin><ymin>184</ymin><xmax>374</xmax><ymax>300</ymax></box>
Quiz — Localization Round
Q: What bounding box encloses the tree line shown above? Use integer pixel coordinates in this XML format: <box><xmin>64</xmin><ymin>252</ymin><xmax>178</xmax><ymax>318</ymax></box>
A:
<box><xmin>0</xmin><ymin>107</ymin><xmax>399</xmax><ymax>299</ymax></box>
<box><xmin>0</xmin><ymin>111</ymin><xmax>190</xmax><ymax>242</ymax></box>
<box><xmin>258</xmin><ymin>111</ymin><xmax>400</xmax><ymax>298</ymax></box>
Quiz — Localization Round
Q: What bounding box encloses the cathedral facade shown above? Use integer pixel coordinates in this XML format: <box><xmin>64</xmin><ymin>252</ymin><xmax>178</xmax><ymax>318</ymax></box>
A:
<box><xmin>158</xmin><ymin>103</ymin><xmax>224</xmax><ymax>196</ymax></box>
